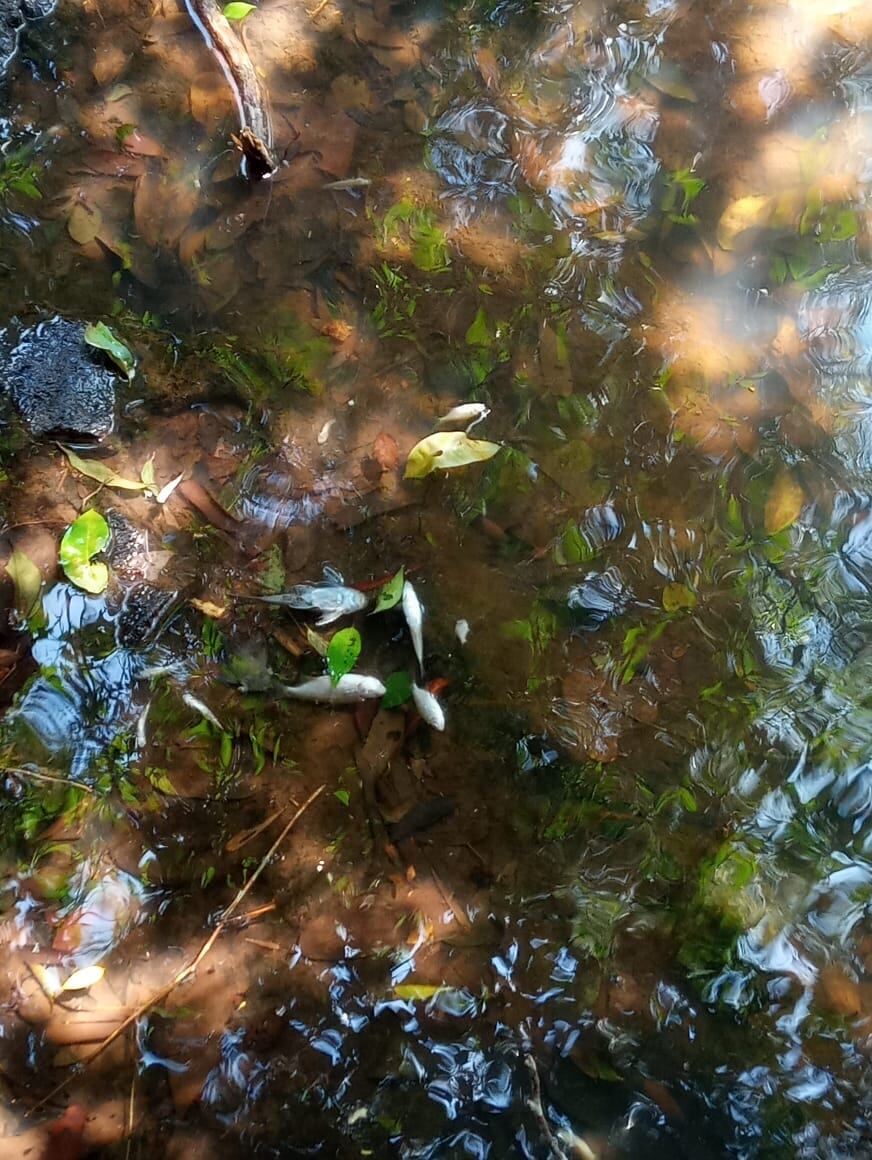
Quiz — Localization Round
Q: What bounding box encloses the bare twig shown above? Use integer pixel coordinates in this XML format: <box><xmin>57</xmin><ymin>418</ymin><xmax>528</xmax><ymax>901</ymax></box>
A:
<box><xmin>5</xmin><ymin>767</ymin><xmax>96</xmax><ymax>795</ymax></box>
<box><xmin>28</xmin><ymin>783</ymin><xmax>325</xmax><ymax>1115</ymax></box>
<box><xmin>524</xmin><ymin>1053</ymin><xmax>569</xmax><ymax>1160</ymax></box>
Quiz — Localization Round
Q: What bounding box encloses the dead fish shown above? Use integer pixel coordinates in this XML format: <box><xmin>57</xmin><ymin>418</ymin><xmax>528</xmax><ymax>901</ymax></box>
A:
<box><xmin>402</xmin><ymin>581</ymin><xmax>424</xmax><ymax>671</ymax></box>
<box><xmin>436</xmin><ymin>403</ymin><xmax>490</xmax><ymax>432</ymax></box>
<box><xmin>135</xmin><ymin>699</ymin><xmax>151</xmax><ymax>748</ymax></box>
<box><xmin>280</xmin><ymin>674</ymin><xmax>386</xmax><ymax>703</ymax></box>
<box><xmin>323</xmin><ymin>177</ymin><xmax>371</xmax><ymax>190</ymax></box>
<box><xmin>254</xmin><ymin>584</ymin><xmax>369</xmax><ymax>626</ymax></box>
<box><xmin>155</xmin><ymin>472</ymin><xmax>184</xmax><ymax>504</ymax></box>
<box><xmin>412</xmin><ymin>683</ymin><xmax>445</xmax><ymax>731</ymax></box>
<box><xmin>455</xmin><ymin>618</ymin><xmax>470</xmax><ymax>645</ymax></box>
<box><xmin>182</xmin><ymin>691</ymin><xmax>224</xmax><ymax>731</ymax></box>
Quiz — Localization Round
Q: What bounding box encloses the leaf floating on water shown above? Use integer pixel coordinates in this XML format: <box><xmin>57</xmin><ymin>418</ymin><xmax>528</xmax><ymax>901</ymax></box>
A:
<box><xmin>716</xmin><ymin>195</ymin><xmax>773</xmax><ymax>251</ymax></box>
<box><xmin>662</xmin><ymin>583</ymin><xmax>697</xmax><ymax>613</ymax></box>
<box><xmin>223</xmin><ymin>1</ymin><xmax>255</xmax><ymax>18</ymax></box>
<box><xmin>59</xmin><ymin>510</ymin><xmax>110</xmax><ymax>594</ymax></box>
<box><xmin>67</xmin><ymin>201</ymin><xmax>103</xmax><ymax>245</ymax></box>
<box><xmin>190</xmin><ymin>597</ymin><xmax>227</xmax><ymax>619</ymax></box>
<box><xmin>5</xmin><ymin>548</ymin><xmax>42</xmax><ymax>617</ymax></box>
<box><xmin>404</xmin><ymin>431</ymin><xmax>501</xmax><ymax>479</ymax></box>
<box><xmin>327</xmin><ymin>626</ymin><xmax>362</xmax><ymax>685</ymax></box>
<box><xmin>61</xmin><ymin>446</ymin><xmax>147</xmax><ymax>491</ymax></box>
<box><xmin>60</xmin><ymin>964</ymin><xmax>105</xmax><ymax>993</ymax></box>
<box><xmin>83</xmin><ymin>321</ymin><xmax>135</xmax><ymax>380</ymax></box>
<box><xmin>765</xmin><ymin>468</ymin><xmax>804</xmax><ymax>534</ymax></box>
<box><xmin>371</xmin><ymin>567</ymin><xmax>404</xmax><ymax>614</ymax></box>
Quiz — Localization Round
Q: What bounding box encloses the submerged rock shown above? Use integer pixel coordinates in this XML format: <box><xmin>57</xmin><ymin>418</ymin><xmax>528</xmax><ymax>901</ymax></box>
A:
<box><xmin>1</xmin><ymin>316</ymin><xmax>116</xmax><ymax>438</ymax></box>
<box><xmin>0</xmin><ymin>0</ymin><xmax>54</xmax><ymax>73</ymax></box>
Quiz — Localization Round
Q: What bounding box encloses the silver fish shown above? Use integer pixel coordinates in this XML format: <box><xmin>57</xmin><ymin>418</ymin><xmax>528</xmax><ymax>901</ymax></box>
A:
<box><xmin>280</xmin><ymin>674</ymin><xmax>386</xmax><ymax>703</ymax></box>
<box><xmin>455</xmin><ymin>618</ymin><xmax>470</xmax><ymax>645</ymax></box>
<box><xmin>256</xmin><ymin>584</ymin><xmax>369</xmax><ymax>626</ymax></box>
<box><xmin>402</xmin><ymin>581</ymin><xmax>424</xmax><ymax>671</ymax></box>
<box><xmin>323</xmin><ymin>177</ymin><xmax>371</xmax><ymax>190</ymax></box>
<box><xmin>135</xmin><ymin>699</ymin><xmax>151</xmax><ymax>748</ymax></box>
<box><xmin>436</xmin><ymin>403</ymin><xmax>490</xmax><ymax>432</ymax></box>
<box><xmin>412</xmin><ymin>683</ymin><xmax>445</xmax><ymax>731</ymax></box>
<box><xmin>182</xmin><ymin>691</ymin><xmax>224</xmax><ymax>731</ymax></box>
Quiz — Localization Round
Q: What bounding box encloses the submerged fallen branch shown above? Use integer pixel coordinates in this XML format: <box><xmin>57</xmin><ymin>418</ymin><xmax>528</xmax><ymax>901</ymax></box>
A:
<box><xmin>29</xmin><ymin>783</ymin><xmax>325</xmax><ymax>1115</ymax></box>
<box><xmin>184</xmin><ymin>0</ymin><xmax>276</xmax><ymax>179</ymax></box>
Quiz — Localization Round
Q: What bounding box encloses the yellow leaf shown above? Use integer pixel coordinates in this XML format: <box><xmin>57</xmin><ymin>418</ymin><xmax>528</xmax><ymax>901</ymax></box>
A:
<box><xmin>404</xmin><ymin>431</ymin><xmax>501</xmax><ymax>479</ymax></box>
<box><xmin>61</xmin><ymin>446</ymin><xmax>147</xmax><ymax>491</ymax></box>
<box><xmin>30</xmin><ymin>962</ymin><xmax>61</xmax><ymax>998</ymax></box>
<box><xmin>67</xmin><ymin>202</ymin><xmax>103</xmax><ymax>245</ymax></box>
<box><xmin>60</xmin><ymin>964</ymin><xmax>105</xmax><ymax>992</ymax></box>
<box><xmin>394</xmin><ymin>984</ymin><xmax>443</xmax><ymax>1001</ymax></box>
<box><xmin>662</xmin><ymin>583</ymin><xmax>697</xmax><ymax>613</ymax></box>
<box><xmin>716</xmin><ymin>195</ymin><xmax>773</xmax><ymax>251</ymax></box>
<box><xmin>189</xmin><ymin>597</ymin><xmax>227</xmax><ymax>618</ymax></box>
<box><xmin>5</xmin><ymin>548</ymin><xmax>42</xmax><ymax>617</ymax></box>
<box><xmin>765</xmin><ymin>469</ymin><xmax>804</xmax><ymax>534</ymax></box>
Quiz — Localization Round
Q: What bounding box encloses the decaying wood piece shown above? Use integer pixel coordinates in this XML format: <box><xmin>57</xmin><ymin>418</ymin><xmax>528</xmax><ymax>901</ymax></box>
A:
<box><xmin>184</xmin><ymin>0</ymin><xmax>276</xmax><ymax>179</ymax></box>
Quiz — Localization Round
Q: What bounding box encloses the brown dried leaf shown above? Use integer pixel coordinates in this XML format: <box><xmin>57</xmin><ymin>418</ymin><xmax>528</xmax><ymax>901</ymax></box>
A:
<box><xmin>372</xmin><ymin>432</ymin><xmax>400</xmax><ymax>471</ymax></box>
<box><xmin>67</xmin><ymin>201</ymin><xmax>103</xmax><ymax>245</ymax></box>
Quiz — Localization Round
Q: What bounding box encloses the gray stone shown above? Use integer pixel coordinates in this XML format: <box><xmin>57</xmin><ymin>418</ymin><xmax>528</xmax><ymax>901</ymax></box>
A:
<box><xmin>2</xmin><ymin>316</ymin><xmax>116</xmax><ymax>438</ymax></box>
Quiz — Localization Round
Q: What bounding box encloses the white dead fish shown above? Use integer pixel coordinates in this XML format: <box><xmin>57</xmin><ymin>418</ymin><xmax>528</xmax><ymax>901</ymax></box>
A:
<box><xmin>455</xmin><ymin>618</ymin><xmax>470</xmax><ymax>645</ymax></box>
<box><xmin>317</xmin><ymin>418</ymin><xmax>336</xmax><ymax>445</ymax></box>
<box><xmin>412</xmin><ymin>683</ymin><xmax>445</xmax><ymax>731</ymax></box>
<box><xmin>280</xmin><ymin>674</ymin><xmax>386</xmax><ymax>703</ymax></box>
<box><xmin>254</xmin><ymin>584</ymin><xmax>369</xmax><ymax>626</ymax></box>
<box><xmin>436</xmin><ymin>403</ymin><xmax>490</xmax><ymax>432</ymax></box>
<box><xmin>182</xmin><ymin>692</ymin><xmax>224</xmax><ymax>731</ymax></box>
<box><xmin>155</xmin><ymin>472</ymin><xmax>184</xmax><ymax>504</ymax></box>
<box><xmin>135</xmin><ymin>699</ymin><xmax>151</xmax><ymax>748</ymax></box>
<box><xmin>402</xmin><ymin>581</ymin><xmax>424</xmax><ymax>671</ymax></box>
<box><xmin>323</xmin><ymin>177</ymin><xmax>371</xmax><ymax>190</ymax></box>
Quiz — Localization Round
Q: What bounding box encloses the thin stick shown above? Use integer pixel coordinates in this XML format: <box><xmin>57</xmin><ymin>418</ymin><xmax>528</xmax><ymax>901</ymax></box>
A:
<box><xmin>4</xmin><ymin>767</ymin><xmax>96</xmax><ymax>795</ymax></box>
<box><xmin>28</xmin><ymin>784</ymin><xmax>325</xmax><ymax>1115</ymax></box>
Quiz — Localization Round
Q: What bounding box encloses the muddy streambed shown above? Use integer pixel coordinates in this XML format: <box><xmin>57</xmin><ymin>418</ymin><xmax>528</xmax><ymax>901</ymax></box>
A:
<box><xmin>0</xmin><ymin>0</ymin><xmax>870</xmax><ymax>1156</ymax></box>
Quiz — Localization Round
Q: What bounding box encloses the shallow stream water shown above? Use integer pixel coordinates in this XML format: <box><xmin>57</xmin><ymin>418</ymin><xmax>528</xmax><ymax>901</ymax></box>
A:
<box><xmin>0</xmin><ymin>0</ymin><xmax>871</xmax><ymax>1156</ymax></box>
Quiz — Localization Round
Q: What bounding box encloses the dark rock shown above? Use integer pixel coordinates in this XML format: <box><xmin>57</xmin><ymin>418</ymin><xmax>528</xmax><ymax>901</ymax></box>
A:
<box><xmin>0</xmin><ymin>0</ymin><xmax>54</xmax><ymax>73</ymax></box>
<box><xmin>2</xmin><ymin>316</ymin><xmax>116</xmax><ymax>438</ymax></box>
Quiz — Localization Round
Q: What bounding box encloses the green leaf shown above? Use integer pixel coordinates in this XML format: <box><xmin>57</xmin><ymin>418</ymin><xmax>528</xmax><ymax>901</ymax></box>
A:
<box><xmin>404</xmin><ymin>431</ymin><xmax>501</xmax><ymax>479</ymax></box>
<box><xmin>140</xmin><ymin>454</ymin><xmax>156</xmax><ymax>492</ymax></box>
<box><xmin>327</xmin><ymin>626</ymin><xmax>361</xmax><ymax>686</ymax></box>
<box><xmin>371</xmin><ymin>567</ymin><xmax>404</xmax><ymax>614</ymax></box>
<box><xmin>465</xmin><ymin>308</ymin><xmax>491</xmax><ymax>348</ymax></box>
<box><xmin>83</xmin><ymin>322</ymin><xmax>135</xmax><ymax>380</ymax></box>
<box><xmin>257</xmin><ymin>544</ymin><xmax>286</xmax><ymax>595</ymax></box>
<box><xmin>381</xmin><ymin>670</ymin><xmax>413</xmax><ymax>708</ymax></box>
<box><xmin>61</xmin><ymin>446</ymin><xmax>147</xmax><ymax>491</ymax></box>
<box><xmin>5</xmin><ymin>548</ymin><xmax>42</xmax><ymax>617</ymax></box>
<box><xmin>334</xmin><ymin>789</ymin><xmax>350</xmax><ymax>807</ymax></box>
<box><xmin>223</xmin><ymin>1</ymin><xmax>255</xmax><ymax>18</ymax></box>
<box><xmin>662</xmin><ymin>582</ymin><xmax>697</xmax><ymax>612</ymax></box>
<box><xmin>59</xmin><ymin>510</ymin><xmax>110</xmax><ymax>594</ymax></box>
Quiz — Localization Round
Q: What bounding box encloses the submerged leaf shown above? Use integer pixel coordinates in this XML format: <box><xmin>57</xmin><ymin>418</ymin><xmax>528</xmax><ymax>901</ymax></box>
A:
<box><xmin>716</xmin><ymin>195</ymin><xmax>773</xmax><ymax>251</ymax></box>
<box><xmin>371</xmin><ymin>567</ymin><xmax>404</xmax><ymax>613</ymax></box>
<box><xmin>327</xmin><ymin>626</ymin><xmax>362</xmax><ymax>685</ymax></box>
<box><xmin>662</xmin><ymin>583</ymin><xmax>697</xmax><ymax>613</ymax></box>
<box><xmin>765</xmin><ymin>468</ymin><xmax>804</xmax><ymax>534</ymax></box>
<box><xmin>381</xmin><ymin>670</ymin><xmax>413</xmax><ymax>708</ymax></box>
<box><xmin>404</xmin><ymin>431</ymin><xmax>501</xmax><ymax>479</ymax></box>
<box><xmin>61</xmin><ymin>446</ymin><xmax>147</xmax><ymax>491</ymax></box>
<box><xmin>84</xmin><ymin>322</ymin><xmax>135</xmax><ymax>380</ymax></box>
<box><xmin>60</xmin><ymin>964</ymin><xmax>105</xmax><ymax>993</ymax></box>
<box><xmin>67</xmin><ymin>202</ymin><xmax>102</xmax><ymax>245</ymax></box>
<box><xmin>394</xmin><ymin>984</ymin><xmax>443</xmax><ymax>1001</ymax></box>
<box><xmin>60</xmin><ymin>510</ymin><xmax>110</xmax><ymax>594</ymax></box>
<box><xmin>223</xmin><ymin>1</ymin><xmax>255</xmax><ymax>18</ymax></box>
<box><xmin>5</xmin><ymin>548</ymin><xmax>42</xmax><ymax>617</ymax></box>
